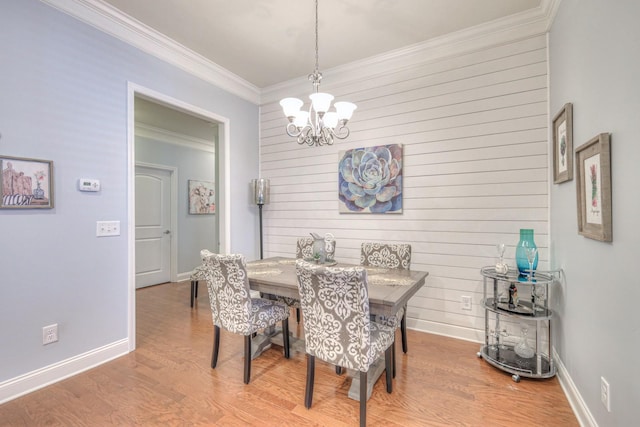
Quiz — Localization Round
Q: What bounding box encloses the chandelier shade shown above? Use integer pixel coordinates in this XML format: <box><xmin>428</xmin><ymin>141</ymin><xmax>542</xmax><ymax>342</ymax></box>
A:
<box><xmin>279</xmin><ymin>0</ymin><xmax>356</xmax><ymax>147</ymax></box>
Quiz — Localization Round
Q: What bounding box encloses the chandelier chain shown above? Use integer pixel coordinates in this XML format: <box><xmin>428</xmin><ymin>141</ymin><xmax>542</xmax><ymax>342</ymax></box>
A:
<box><xmin>314</xmin><ymin>0</ymin><xmax>319</xmax><ymax>75</ymax></box>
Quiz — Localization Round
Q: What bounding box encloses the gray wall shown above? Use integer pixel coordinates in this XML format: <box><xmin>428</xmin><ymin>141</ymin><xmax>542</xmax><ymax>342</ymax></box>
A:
<box><xmin>549</xmin><ymin>0</ymin><xmax>640</xmax><ymax>425</ymax></box>
<box><xmin>0</xmin><ymin>0</ymin><xmax>258</xmax><ymax>382</ymax></box>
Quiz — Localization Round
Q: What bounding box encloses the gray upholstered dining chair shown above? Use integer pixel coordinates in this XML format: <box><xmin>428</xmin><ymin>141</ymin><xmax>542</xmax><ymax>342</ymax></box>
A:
<box><xmin>189</xmin><ymin>265</ymin><xmax>206</xmax><ymax>308</ymax></box>
<box><xmin>200</xmin><ymin>250</ymin><xmax>290</xmax><ymax>384</ymax></box>
<box><xmin>295</xmin><ymin>236</ymin><xmax>336</xmax><ymax>260</ymax></box>
<box><xmin>361</xmin><ymin>242</ymin><xmax>412</xmax><ymax>360</ymax></box>
<box><xmin>295</xmin><ymin>259</ymin><xmax>394</xmax><ymax>427</ymax></box>
<box><xmin>278</xmin><ymin>236</ymin><xmax>337</xmax><ymax>323</ymax></box>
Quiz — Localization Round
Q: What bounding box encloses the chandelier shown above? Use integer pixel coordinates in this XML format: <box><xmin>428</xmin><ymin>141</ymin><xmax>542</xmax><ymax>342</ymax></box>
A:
<box><xmin>279</xmin><ymin>0</ymin><xmax>357</xmax><ymax>147</ymax></box>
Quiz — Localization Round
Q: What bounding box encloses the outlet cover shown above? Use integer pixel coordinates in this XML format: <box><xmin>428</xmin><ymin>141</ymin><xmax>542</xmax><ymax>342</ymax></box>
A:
<box><xmin>461</xmin><ymin>296</ymin><xmax>472</xmax><ymax>310</ymax></box>
<box><xmin>43</xmin><ymin>324</ymin><xmax>58</xmax><ymax>345</ymax></box>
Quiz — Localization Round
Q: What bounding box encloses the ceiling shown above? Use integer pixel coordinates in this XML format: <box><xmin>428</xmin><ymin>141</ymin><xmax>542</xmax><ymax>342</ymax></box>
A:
<box><xmin>100</xmin><ymin>0</ymin><xmax>542</xmax><ymax>88</ymax></box>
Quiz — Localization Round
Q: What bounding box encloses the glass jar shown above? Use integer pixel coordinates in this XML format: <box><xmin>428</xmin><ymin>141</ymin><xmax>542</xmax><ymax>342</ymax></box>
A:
<box><xmin>312</xmin><ymin>236</ymin><xmax>326</xmax><ymax>264</ymax></box>
<box><xmin>515</xmin><ymin>228</ymin><xmax>538</xmax><ymax>276</ymax></box>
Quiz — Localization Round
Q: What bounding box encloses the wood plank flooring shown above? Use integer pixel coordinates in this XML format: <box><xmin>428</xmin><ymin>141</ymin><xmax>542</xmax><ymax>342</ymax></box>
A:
<box><xmin>0</xmin><ymin>282</ymin><xmax>578</xmax><ymax>426</ymax></box>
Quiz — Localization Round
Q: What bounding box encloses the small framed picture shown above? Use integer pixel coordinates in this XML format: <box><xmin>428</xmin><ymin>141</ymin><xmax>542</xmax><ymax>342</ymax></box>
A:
<box><xmin>188</xmin><ymin>180</ymin><xmax>215</xmax><ymax>214</ymax></box>
<box><xmin>1</xmin><ymin>155</ymin><xmax>54</xmax><ymax>209</ymax></box>
<box><xmin>575</xmin><ymin>133</ymin><xmax>612</xmax><ymax>241</ymax></box>
<box><xmin>552</xmin><ymin>103</ymin><xmax>573</xmax><ymax>184</ymax></box>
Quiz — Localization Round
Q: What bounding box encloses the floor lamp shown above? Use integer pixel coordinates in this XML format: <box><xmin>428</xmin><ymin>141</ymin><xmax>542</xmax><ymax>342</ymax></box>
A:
<box><xmin>252</xmin><ymin>178</ymin><xmax>269</xmax><ymax>259</ymax></box>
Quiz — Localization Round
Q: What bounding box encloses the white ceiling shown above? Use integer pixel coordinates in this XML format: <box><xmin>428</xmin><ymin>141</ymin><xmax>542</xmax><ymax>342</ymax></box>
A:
<box><xmin>100</xmin><ymin>0</ymin><xmax>542</xmax><ymax>88</ymax></box>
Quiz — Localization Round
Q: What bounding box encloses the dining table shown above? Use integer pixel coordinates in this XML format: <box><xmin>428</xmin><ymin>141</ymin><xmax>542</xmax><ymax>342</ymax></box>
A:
<box><xmin>245</xmin><ymin>256</ymin><xmax>429</xmax><ymax>401</ymax></box>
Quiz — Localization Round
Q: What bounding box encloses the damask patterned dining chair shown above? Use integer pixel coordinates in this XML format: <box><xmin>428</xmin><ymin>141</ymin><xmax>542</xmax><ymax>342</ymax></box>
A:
<box><xmin>200</xmin><ymin>250</ymin><xmax>290</xmax><ymax>384</ymax></box>
<box><xmin>295</xmin><ymin>260</ymin><xmax>394</xmax><ymax>427</ymax></box>
<box><xmin>295</xmin><ymin>236</ymin><xmax>336</xmax><ymax>260</ymax></box>
<box><xmin>361</xmin><ymin>242</ymin><xmax>412</xmax><ymax>359</ymax></box>
<box><xmin>189</xmin><ymin>265</ymin><xmax>206</xmax><ymax>308</ymax></box>
<box><xmin>278</xmin><ymin>237</ymin><xmax>337</xmax><ymax>323</ymax></box>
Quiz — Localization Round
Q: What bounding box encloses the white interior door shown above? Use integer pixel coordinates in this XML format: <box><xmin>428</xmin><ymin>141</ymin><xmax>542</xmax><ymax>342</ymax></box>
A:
<box><xmin>135</xmin><ymin>166</ymin><xmax>171</xmax><ymax>288</ymax></box>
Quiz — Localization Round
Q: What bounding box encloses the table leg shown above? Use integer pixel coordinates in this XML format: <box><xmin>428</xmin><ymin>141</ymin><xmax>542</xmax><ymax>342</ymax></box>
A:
<box><xmin>251</xmin><ymin>326</ymin><xmax>306</xmax><ymax>359</ymax></box>
<box><xmin>347</xmin><ymin>358</ymin><xmax>386</xmax><ymax>401</ymax></box>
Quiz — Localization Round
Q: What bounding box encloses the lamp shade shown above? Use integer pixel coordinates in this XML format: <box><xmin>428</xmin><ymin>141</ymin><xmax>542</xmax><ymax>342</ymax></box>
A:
<box><xmin>334</xmin><ymin>101</ymin><xmax>357</xmax><ymax>121</ymax></box>
<box><xmin>323</xmin><ymin>112</ymin><xmax>338</xmax><ymax>129</ymax></box>
<box><xmin>280</xmin><ymin>98</ymin><xmax>303</xmax><ymax>118</ymax></box>
<box><xmin>252</xmin><ymin>178</ymin><xmax>270</xmax><ymax>205</ymax></box>
<box><xmin>293</xmin><ymin>110</ymin><xmax>310</xmax><ymax>128</ymax></box>
<box><xmin>309</xmin><ymin>92</ymin><xmax>334</xmax><ymax>114</ymax></box>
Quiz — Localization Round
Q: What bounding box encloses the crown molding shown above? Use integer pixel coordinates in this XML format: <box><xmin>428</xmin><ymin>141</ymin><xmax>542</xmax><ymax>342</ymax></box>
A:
<box><xmin>40</xmin><ymin>0</ymin><xmax>260</xmax><ymax>104</ymax></box>
<box><xmin>135</xmin><ymin>123</ymin><xmax>215</xmax><ymax>153</ymax></box>
<box><xmin>261</xmin><ymin>0</ymin><xmax>561</xmax><ymax>104</ymax></box>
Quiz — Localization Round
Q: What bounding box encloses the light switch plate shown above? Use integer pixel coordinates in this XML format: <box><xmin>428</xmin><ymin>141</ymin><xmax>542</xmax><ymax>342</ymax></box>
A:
<box><xmin>96</xmin><ymin>220</ymin><xmax>120</xmax><ymax>237</ymax></box>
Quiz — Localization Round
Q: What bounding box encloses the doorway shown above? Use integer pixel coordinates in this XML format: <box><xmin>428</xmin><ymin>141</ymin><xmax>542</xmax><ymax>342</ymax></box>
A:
<box><xmin>127</xmin><ymin>83</ymin><xmax>231</xmax><ymax>351</ymax></box>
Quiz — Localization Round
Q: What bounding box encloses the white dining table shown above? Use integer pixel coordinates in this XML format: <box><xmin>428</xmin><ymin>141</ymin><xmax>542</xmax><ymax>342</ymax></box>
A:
<box><xmin>246</xmin><ymin>256</ymin><xmax>429</xmax><ymax>401</ymax></box>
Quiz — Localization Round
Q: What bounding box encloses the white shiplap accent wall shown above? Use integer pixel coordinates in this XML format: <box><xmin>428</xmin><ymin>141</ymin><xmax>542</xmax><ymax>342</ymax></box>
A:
<box><xmin>259</xmin><ymin>35</ymin><xmax>548</xmax><ymax>343</ymax></box>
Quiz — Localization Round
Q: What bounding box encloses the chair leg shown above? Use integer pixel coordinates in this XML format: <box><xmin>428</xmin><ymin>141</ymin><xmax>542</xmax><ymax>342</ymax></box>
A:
<box><xmin>296</xmin><ymin>308</ymin><xmax>301</xmax><ymax>323</ymax></box>
<box><xmin>211</xmin><ymin>325</ymin><xmax>220</xmax><ymax>368</ymax></box>
<box><xmin>190</xmin><ymin>280</ymin><xmax>196</xmax><ymax>307</ymax></box>
<box><xmin>195</xmin><ymin>281</ymin><xmax>199</xmax><ymax>298</ymax></box>
<box><xmin>244</xmin><ymin>335</ymin><xmax>252</xmax><ymax>384</ymax></box>
<box><xmin>401</xmin><ymin>307</ymin><xmax>408</xmax><ymax>354</ymax></box>
<box><xmin>282</xmin><ymin>319</ymin><xmax>290</xmax><ymax>359</ymax></box>
<box><xmin>359</xmin><ymin>370</ymin><xmax>367</xmax><ymax>427</ymax></box>
<box><xmin>392</xmin><ymin>339</ymin><xmax>396</xmax><ymax>378</ymax></box>
<box><xmin>305</xmin><ymin>355</ymin><xmax>315</xmax><ymax>409</ymax></box>
<box><xmin>385</xmin><ymin>346</ymin><xmax>393</xmax><ymax>393</ymax></box>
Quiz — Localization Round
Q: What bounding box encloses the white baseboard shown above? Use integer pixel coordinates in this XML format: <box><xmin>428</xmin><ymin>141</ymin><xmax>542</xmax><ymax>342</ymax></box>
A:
<box><xmin>0</xmin><ymin>339</ymin><xmax>129</xmax><ymax>404</ymax></box>
<box><xmin>409</xmin><ymin>318</ymin><xmax>484</xmax><ymax>344</ymax></box>
<box><xmin>176</xmin><ymin>272</ymin><xmax>191</xmax><ymax>283</ymax></box>
<box><xmin>553</xmin><ymin>348</ymin><xmax>597</xmax><ymax>427</ymax></box>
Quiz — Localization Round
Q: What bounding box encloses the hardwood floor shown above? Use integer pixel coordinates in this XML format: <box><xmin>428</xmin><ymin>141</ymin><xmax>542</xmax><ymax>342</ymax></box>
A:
<box><xmin>0</xmin><ymin>282</ymin><xmax>578</xmax><ymax>426</ymax></box>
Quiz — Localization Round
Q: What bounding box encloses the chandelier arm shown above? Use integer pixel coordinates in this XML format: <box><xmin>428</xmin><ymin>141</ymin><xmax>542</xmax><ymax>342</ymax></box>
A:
<box><xmin>285</xmin><ymin>122</ymin><xmax>303</xmax><ymax>138</ymax></box>
<box><xmin>333</xmin><ymin>123</ymin><xmax>351</xmax><ymax>140</ymax></box>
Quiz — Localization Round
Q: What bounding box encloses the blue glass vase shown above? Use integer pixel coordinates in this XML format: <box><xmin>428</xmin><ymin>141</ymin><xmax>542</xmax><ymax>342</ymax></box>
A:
<box><xmin>516</xmin><ymin>229</ymin><xmax>538</xmax><ymax>276</ymax></box>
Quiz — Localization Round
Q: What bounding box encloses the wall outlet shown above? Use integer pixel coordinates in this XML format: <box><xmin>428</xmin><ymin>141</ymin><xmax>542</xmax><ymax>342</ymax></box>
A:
<box><xmin>461</xmin><ymin>296</ymin><xmax>472</xmax><ymax>310</ymax></box>
<box><xmin>43</xmin><ymin>324</ymin><xmax>58</xmax><ymax>345</ymax></box>
<box><xmin>601</xmin><ymin>376</ymin><xmax>611</xmax><ymax>412</ymax></box>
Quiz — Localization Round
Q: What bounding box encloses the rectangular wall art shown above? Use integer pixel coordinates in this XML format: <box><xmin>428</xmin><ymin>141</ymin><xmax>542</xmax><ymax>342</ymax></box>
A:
<box><xmin>1</xmin><ymin>155</ymin><xmax>54</xmax><ymax>209</ymax></box>
<box><xmin>552</xmin><ymin>103</ymin><xmax>573</xmax><ymax>184</ymax></box>
<box><xmin>188</xmin><ymin>180</ymin><xmax>216</xmax><ymax>214</ymax></box>
<box><xmin>575</xmin><ymin>133</ymin><xmax>612</xmax><ymax>241</ymax></box>
<box><xmin>338</xmin><ymin>144</ymin><xmax>402</xmax><ymax>214</ymax></box>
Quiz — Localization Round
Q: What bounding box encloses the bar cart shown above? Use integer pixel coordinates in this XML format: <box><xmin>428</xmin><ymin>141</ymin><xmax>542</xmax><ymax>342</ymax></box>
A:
<box><xmin>477</xmin><ymin>267</ymin><xmax>557</xmax><ymax>382</ymax></box>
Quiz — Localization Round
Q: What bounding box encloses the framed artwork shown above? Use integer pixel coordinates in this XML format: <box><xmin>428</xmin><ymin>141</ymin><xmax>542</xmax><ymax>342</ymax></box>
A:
<box><xmin>1</xmin><ymin>155</ymin><xmax>54</xmax><ymax>209</ymax></box>
<box><xmin>338</xmin><ymin>144</ymin><xmax>403</xmax><ymax>214</ymax></box>
<box><xmin>188</xmin><ymin>180</ymin><xmax>215</xmax><ymax>214</ymax></box>
<box><xmin>552</xmin><ymin>103</ymin><xmax>573</xmax><ymax>184</ymax></box>
<box><xmin>575</xmin><ymin>133</ymin><xmax>612</xmax><ymax>241</ymax></box>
